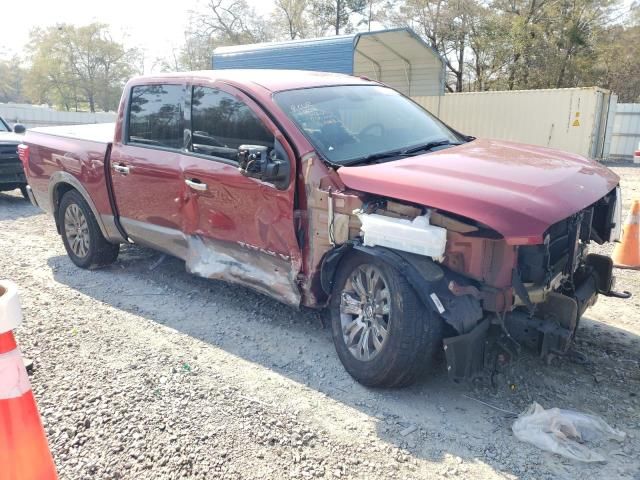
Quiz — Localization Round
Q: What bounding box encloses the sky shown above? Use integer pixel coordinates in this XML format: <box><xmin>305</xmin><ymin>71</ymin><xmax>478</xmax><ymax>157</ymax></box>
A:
<box><xmin>0</xmin><ymin>0</ymin><xmax>270</xmax><ymax>71</ymax></box>
<box><xmin>1</xmin><ymin>0</ymin><xmax>637</xmax><ymax>71</ymax></box>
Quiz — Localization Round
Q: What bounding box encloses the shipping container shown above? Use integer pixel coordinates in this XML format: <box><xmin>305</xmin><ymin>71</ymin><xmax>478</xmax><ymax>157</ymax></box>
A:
<box><xmin>608</xmin><ymin>103</ymin><xmax>640</xmax><ymax>161</ymax></box>
<box><xmin>413</xmin><ymin>87</ymin><xmax>615</xmax><ymax>159</ymax></box>
<box><xmin>213</xmin><ymin>28</ymin><xmax>445</xmax><ymax>97</ymax></box>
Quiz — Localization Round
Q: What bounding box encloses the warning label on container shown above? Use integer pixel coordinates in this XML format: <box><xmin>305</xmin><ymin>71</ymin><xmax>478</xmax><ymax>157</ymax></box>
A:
<box><xmin>572</xmin><ymin>118</ymin><xmax>580</xmax><ymax>127</ymax></box>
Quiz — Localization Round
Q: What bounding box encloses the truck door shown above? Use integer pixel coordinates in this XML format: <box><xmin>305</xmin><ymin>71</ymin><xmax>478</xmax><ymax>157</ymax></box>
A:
<box><xmin>179</xmin><ymin>83</ymin><xmax>302</xmax><ymax>305</ymax></box>
<box><xmin>110</xmin><ymin>83</ymin><xmax>187</xmax><ymax>255</ymax></box>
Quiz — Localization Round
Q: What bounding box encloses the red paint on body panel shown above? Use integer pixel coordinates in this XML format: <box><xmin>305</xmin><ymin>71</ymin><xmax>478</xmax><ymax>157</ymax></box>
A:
<box><xmin>338</xmin><ymin>138</ymin><xmax>619</xmax><ymax>245</ymax></box>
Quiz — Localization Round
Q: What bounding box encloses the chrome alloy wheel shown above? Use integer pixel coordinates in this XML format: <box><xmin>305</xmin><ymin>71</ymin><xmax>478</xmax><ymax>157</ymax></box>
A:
<box><xmin>339</xmin><ymin>265</ymin><xmax>391</xmax><ymax>361</ymax></box>
<box><xmin>64</xmin><ymin>203</ymin><xmax>90</xmax><ymax>258</ymax></box>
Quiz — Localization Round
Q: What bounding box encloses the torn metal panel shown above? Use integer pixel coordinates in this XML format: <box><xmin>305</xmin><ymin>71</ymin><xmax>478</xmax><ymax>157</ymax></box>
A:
<box><xmin>299</xmin><ymin>153</ymin><xmax>364</xmax><ymax>306</ymax></box>
<box><xmin>375</xmin><ymin>200</ymin><xmax>422</xmax><ymax>219</ymax></box>
<box><xmin>331</xmin><ymin>213</ymin><xmax>350</xmax><ymax>245</ymax></box>
<box><xmin>443</xmin><ymin>231</ymin><xmax>516</xmax><ymax>287</ymax></box>
<box><xmin>430</xmin><ymin>211</ymin><xmax>479</xmax><ymax>234</ymax></box>
<box><xmin>185</xmin><ymin>235</ymin><xmax>301</xmax><ymax>307</ymax></box>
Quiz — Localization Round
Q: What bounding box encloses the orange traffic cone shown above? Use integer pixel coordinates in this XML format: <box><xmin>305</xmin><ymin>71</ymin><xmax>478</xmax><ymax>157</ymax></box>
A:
<box><xmin>0</xmin><ymin>280</ymin><xmax>57</xmax><ymax>480</ymax></box>
<box><xmin>612</xmin><ymin>199</ymin><xmax>640</xmax><ymax>270</ymax></box>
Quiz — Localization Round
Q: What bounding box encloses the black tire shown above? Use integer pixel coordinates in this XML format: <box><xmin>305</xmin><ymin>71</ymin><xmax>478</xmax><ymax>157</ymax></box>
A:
<box><xmin>19</xmin><ymin>185</ymin><xmax>29</xmax><ymax>200</ymax></box>
<box><xmin>330</xmin><ymin>252</ymin><xmax>443</xmax><ymax>388</ymax></box>
<box><xmin>58</xmin><ymin>190</ymin><xmax>119</xmax><ymax>269</ymax></box>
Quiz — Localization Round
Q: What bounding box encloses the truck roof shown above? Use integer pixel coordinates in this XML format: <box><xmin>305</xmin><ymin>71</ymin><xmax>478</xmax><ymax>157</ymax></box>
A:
<box><xmin>128</xmin><ymin>69</ymin><xmax>377</xmax><ymax>93</ymax></box>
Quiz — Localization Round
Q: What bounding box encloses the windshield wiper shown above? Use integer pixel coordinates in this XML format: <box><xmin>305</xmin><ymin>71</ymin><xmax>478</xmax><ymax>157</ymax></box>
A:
<box><xmin>340</xmin><ymin>148</ymin><xmax>405</xmax><ymax>166</ymax></box>
<box><xmin>339</xmin><ymin>139</ymin><xmax>463</xmax><ymax>167</ymax></box>
<box><xmin>401</xmin><ymin>139</ymin><xmax>462</xmax><ymax>155</ymax></box>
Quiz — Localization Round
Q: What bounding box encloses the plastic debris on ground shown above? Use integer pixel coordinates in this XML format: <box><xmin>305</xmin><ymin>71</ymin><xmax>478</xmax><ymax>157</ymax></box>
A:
<box><xmin>512</xmin><ymin>402</ymin><xmax>626</xmax><ymax>463</ymax></box>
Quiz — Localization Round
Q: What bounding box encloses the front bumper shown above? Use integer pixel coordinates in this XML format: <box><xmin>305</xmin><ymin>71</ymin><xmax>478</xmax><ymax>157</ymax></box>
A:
<box><xmin>506</xmin><ymin>253</ymin><xmax>630</xmax><ymax>359</ymax></box>
<box><xmin>443</xmin><ymin>254</ymin><xmax>630</xmax><ymax>380</ymax></box>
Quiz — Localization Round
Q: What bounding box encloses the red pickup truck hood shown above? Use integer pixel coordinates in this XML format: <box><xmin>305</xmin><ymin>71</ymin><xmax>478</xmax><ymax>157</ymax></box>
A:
<box><xmin>338</xmin><ymin>139</ymin><xmax>619</xmax><ymax>245</ymax></box>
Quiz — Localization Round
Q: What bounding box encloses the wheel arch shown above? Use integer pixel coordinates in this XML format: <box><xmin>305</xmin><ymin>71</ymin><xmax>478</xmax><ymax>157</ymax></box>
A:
<box><xmin>49</xmin><ymin>173</ymin><xmax>110</xmax><ymax>239</ymax></box>
<box><xmin>325</xmin><ymin>242</ymin><xmax>488</xmax><ymax>384</ymax></box>
<box><xmin>321</xmin><ymin>242</ymin><xmax>446</xmax><ymax>314</ymax></box>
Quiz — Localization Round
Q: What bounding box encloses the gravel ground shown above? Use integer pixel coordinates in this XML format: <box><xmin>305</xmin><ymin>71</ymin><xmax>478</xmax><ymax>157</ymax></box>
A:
<box><xmin>1</xmin><ymin>164</ymin><xmax>639</xmax><ymax>480</ymax></box>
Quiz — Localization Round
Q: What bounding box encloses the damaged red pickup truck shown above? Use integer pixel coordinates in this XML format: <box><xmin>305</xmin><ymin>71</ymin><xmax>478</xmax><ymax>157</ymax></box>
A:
<box><xmin>19</xmin><ymin>70</ymin><xmax>630</xmax><ymax>387</ymax></box>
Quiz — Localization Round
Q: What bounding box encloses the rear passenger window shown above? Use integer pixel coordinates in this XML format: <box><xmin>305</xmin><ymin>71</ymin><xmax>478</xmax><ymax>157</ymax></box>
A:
<box><xmin>191</xmin><ymin>86</ymin><xmax>273</xmax><ymax>161</ymax></box>
<box><xmin>128</xmin><ymin>84</ymin><xmax>185</xmax><ymax>149</ymax></box>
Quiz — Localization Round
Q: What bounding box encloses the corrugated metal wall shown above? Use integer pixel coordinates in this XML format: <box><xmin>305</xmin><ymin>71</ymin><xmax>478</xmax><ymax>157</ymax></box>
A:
<box><xmin>413</xmin><ymin>87</ymin><xmax>612</xmax><ymax>159</ymax></box>
<box><xmin>213</xmin><ymin>36</ymin><xmax>355</xmax><ymax>74</ymax></box>
<box><xmin>609</xmin><ymin>104</ymin><xmax>640</xmax><ymax>161</ymax></box>
<box><xmin>0</xmin><ymin>103</ymin><xmax>116</xmax><ymax>129</ymax></box>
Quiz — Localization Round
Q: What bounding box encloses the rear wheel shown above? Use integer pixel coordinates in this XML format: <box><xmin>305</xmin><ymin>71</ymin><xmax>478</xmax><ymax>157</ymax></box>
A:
<box><xmin>19</xmin><ymin>185</ymin><xmax>29</xmax><ymax>200</ymax></box>
<box><xmin>58</xmin><ymin>190</ymin><xmax>119</xmax><ymax>269</ymax></box>
<box><xmin>330</xmin><ymin>252</ymin><xmax>443</xmax><ymax>387</ymax></box>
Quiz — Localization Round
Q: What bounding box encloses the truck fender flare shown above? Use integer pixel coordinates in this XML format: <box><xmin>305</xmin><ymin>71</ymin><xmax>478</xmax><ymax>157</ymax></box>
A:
<box><xmin>320</xmin><ymin>242</ymin><xmax>446</xmax><ymax>315</ymax></box>
<box><xmin>48</xmin><ymin>172</ymin><xmax>110</xmax><ymax>239</ymax></box>
<box><xmin>321</xmin><ymin>242</ymin><xmax>484</xmax><ymax>334</ymax></box>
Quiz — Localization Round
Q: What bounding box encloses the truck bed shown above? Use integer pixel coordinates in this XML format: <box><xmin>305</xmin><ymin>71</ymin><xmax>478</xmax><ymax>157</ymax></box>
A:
<box><xmin>23</xmin><ymin>123</ymin><xmax>117</xmax><ymax>227</ymax></box>
<box><xmin>28</xmin><ymin>123</ymin><xmax>115</xmax><ymax>144</ymax></box>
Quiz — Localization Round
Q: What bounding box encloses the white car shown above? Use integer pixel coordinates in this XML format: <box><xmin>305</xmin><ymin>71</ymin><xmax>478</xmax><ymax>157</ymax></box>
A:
<box><xmin>0</xmin><ymin>116</ymin><xmax>28</xmax><ymax>199</ymax></box>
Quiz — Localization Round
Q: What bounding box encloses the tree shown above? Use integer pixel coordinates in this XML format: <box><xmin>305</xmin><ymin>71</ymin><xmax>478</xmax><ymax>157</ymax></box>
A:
<box><xmin>191</xmin><ymin>0</ymin><xmax>271</xmax><ymax>46</ymax></box>
<box><xmin>168</xmin><ymin>0</ymin><xmax>637</xmax><ymax>96</ymax></box>
<box><xmin>465</xmin><ymin>4</ymin><xmax>513</xmax><ymax>91</ymax></box>
<box><xmin>392</xmin><ymin>0</ymin><xmax>480</xmax><ymax>92</ymax></box>
<box><xmin>360</xmin><ymin>0</ymin><xmax>389</xmax><ymax>31</ymax></box>
<box><xmin>311</xmin><ymin>0</ymin><xmax>367</xmax><ymax>35</ymax></box>
<box><xmin>389</xmin><ymin>0</ymin><xmax>630</xmax><ymax>93</ymax></box>
<box><xmin>488</xmin><ymin>0</ymin><xmax>620</xmax><ymax>90</ymax></box>
<box><xmin>589</xmin><ymin>21</ymin><xmax>640</xmax><ymax>101</ymax></box>
<box><xmin>158</xmin><ymin>31</ymin><xmax>216</xmax><ymax>72</ymax></box>
<box><xmin>273</xmin><ymin>0</ymin><xmax>311</xmax><ymax>39</ymax></box>
<box><xmin>25</xmin><ymin>24</ymin><xmax>139</xmax><ymax>111</ymax></box>
<box><xmin>168</xmin><ymin>0</ymin><xmax>273</xmax><ymax>72</ymax></box>
<box><xmin>0</xmin><ymin>57</ymin><xmax>27</xmax><ymax>103</ymax></box>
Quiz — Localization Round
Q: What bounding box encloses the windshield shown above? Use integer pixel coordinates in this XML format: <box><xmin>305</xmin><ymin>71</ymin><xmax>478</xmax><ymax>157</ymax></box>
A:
<box><xmin>0</xmin><ymin>117</ymin><xmax>9</xmax><ymax>132</ymax></box>
<box><xmin>275</xmin><ymin>85</ymin><xmax>461</xmax><ymax>165</ymax></box>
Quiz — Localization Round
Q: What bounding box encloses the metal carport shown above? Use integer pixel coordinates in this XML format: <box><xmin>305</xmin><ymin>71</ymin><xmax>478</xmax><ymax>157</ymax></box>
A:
<box><xmin>212</xmin><ymin>28</ymin><xmax>445</xmax><ymax>96</ymax></box>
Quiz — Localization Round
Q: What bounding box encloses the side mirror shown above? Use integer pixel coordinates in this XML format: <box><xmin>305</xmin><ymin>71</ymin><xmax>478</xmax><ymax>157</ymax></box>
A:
<box><xmin>238</xmin><ymin>145</ymin><xmax>290</xmax><ymax>190</ymax></box>
<box><xmin>238</xmin><ymin>145</ymin><xmax>268</xmax><ymax>179</ymax></box>
<box><xmin>13</xmin><ymin>124</ymin><xmax>26</xmax><ymax>134</ymax></box>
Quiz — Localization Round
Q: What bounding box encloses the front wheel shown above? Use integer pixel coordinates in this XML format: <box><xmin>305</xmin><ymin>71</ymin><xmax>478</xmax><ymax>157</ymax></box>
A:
<box><xmin>330</xmin><ymin>252</ymin><xmax>443</xmax><ymax>388</ymax></box>
<box><xmin>59</xmin><ymin>190</ymin><xmax>119</xmax><ymax>269</ymax></box>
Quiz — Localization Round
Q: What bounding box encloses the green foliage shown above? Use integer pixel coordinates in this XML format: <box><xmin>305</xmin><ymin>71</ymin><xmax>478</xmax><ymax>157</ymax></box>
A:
<box><xmin>310</xmin><ymin>0</ymin><xmax>368</xmax><ymax>34</ymax></box>
<box><xmin>274</xmin><ymin>0</ymin><xmax>311</xmax><ymax>39</ymax></box>
<box><xmin>387</xmin><ymin>0</ymin><xmax>638</xmax><ymax>97</ymax></box>
<box><xmin>25</xmin><ymin>23</ymin><xmax>139</xmax><ymax>112</ymax></box>
<box><xmin>192</xmin><ymin>0</ymin><xmax>272</xmax><ymax>46</ymax></box>
<box><xmin>0</xmin><ymin>57</ymin><xmax>27</xmax><ymax>103</ymax></box>
<box><xmin>10</xmin><ymin>1</ymin><xmax>635</xmax><ymax>103</ymax></box>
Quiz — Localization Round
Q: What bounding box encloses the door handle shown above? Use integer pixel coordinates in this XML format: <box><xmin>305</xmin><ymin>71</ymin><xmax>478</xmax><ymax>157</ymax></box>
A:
<box><xmin>112</xmin><ymin>164</ymin><xmax>130</xmax><ymax>175</ymax></box>
<box><xmin>185</xmin><ymin>178</ymin><xmax>207</xmax><ymax>191</ymax></box>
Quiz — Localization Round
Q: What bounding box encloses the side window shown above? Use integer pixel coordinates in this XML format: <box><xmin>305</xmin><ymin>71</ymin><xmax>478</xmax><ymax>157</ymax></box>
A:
<box><xmin>191</xmin><ymin>86</ymin><xmax>274</xmax><ymax>161</ymax></box>
<box><xmin>128</xmin><ymin>84</ymin><xmax>185</xmax><ymax>149</ymax></box>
